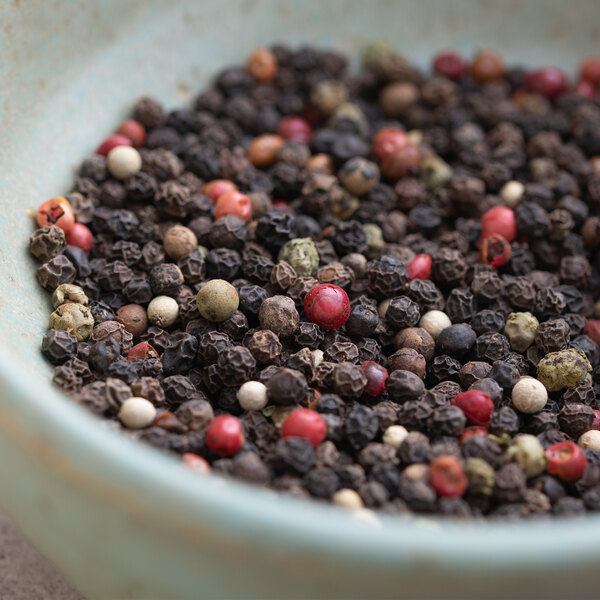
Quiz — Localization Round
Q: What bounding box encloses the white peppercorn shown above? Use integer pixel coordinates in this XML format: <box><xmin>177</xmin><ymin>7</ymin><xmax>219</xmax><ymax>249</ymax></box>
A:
<box><xmin>419</xmin><ymin>310</ymin><xmax>451</xmax><ymax>340</ymax></box>
<box><xmin>382</xmin><ymin>425</ymin><xmax>408</xmax><ymax>449</ymax></box>
<box><xmin>332</xmin><ymin>488</ymin><xmax>364</xmax><ymax>510</ymax></box>
<box><xmin>500</xmin><ymin>180</ymin><xmax>524</xmax><ymax>208</ymax></box>
<box><xmin>237</xmin><ymin>381</ymin><xmax>269</xmax><ymax>411</ymax></box>
<box><xmin>311</xmin><ymin>349</ymin><xmax>324</xmax><ymax>368</ymax></box>
<box><xmin>511</xmin><ymin>376</ymin><xmax>548</xmax><ymax>413</ymax></box>
<box><xmin>579</xmin><ymin>430</ymin><xmax>600</xmax><ymax>452</ymax></box>
<box><xmin>147</xmin><ymin>295</ymin><xmax>179</xmax><ymax>328</ymax></box>
<box><xmin>107</xmin><ymin>146</ymin><xmax>142</xmax><ymax>179</ymax></box>
<box><xmin>118</xmin><ymin>397</ymin><xmax>157</xmax><ymax>429</ymax></box>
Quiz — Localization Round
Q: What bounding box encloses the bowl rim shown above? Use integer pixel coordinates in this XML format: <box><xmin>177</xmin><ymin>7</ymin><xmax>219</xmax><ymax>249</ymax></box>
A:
<box><xmin>2</xmin><ymin>342</ymin><xmax>600</xmax><ymax>574</ymax></box>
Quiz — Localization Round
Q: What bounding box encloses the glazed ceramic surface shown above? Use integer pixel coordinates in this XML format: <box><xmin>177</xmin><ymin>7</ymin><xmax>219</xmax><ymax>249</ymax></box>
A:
<box><xmin>1</xmin><ymin>1</ymin><xmax>600</xmax><ymax>598</ymax></box>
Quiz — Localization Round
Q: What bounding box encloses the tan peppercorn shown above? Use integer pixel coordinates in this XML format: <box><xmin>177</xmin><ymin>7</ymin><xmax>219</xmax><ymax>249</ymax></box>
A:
<box><xmin>248</xmin><ymin>134</ymin><xmax>285</xmax><ymax>168</ymax></box>
<box><xmin>270</xmin><ymin>260</ymin><xmax>297</xmax><ymax>291</ymax></box>
<box><xmin>162</xmin><ymin>225</ymin><xmax>198</xmax><ymax>260</ymax></box>
<box><xmin>389</xmin><ymin>347</ymin><xmax>426</xmax><ymax>378</ymax></box>
<box><xmin>116</xmin><ymin>304</ymin><xmax>148</xmax><ymax>338</ymax></box>
<box><xmin>306</xmin><ymin>153</ymin><xmax>335</xmax><ymax>174</ymax></box>
<box><xmin>246</xmin><ymin>47</ymin><xmax>278</xmax><ymax>83</ymax></box>
<box><xmin>49</xmin><ymin>302</ymin><xmax>94</xmax><ymax>342</ymax></box>
<box><xmin>338</xmin><ymin>157</ymin><xmax>380</xmax><ymax>196</ymax></box>
<box><xmin>470</xmin><ymin>50</ymin><xmax>506</xmax><ymax>83</ymax></box>
<box><xmin>196</xmin><ymin>279</ymin><xmax>239</xmax><ymax>323</ymax></box>
<box><xmin>310</xmin><ymin>80</ymin><xmax>349</xmax><ymax>116</ymax></box>
<box><xmin>259</xmin><ymin>295</ymin><xmax>300</xmax><ymax>338</ymax></box>
<box><xmin>52</xmin><ymin>283</ymin><xmax>89</xmax><ymax>308</ymax></box>
<box><xmin>394</xmin><ymin>327</ymin><xmax>435</xmax><ymax>361</ymax></box>
<box><xmin>379</xmin><ymin>82</ymin><xmax>420</xmax><ymax>117</ymax></box>
<box><xmin>332</xmin><ymin>488</ymin><xmax>364</xmax><ymax>510</ymax></box>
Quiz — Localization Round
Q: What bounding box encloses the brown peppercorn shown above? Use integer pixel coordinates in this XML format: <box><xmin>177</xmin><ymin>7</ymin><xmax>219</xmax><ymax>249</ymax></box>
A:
<box><xmin>175</xmin><ymin>399</ymin><xmax>214</xmax><ymax>432</ymax></box>
<box><xmin>558</xmin><ymin>403</ymin><xmax>595</xmax><ymax>438</ymax></box>
<box><xmin>338</xmin><ymin>157</ymin><xmax>380</xmax><ymax>196</ymax></box>
<box><xmin>394</xmin><ymin>327</ymin><xmax>435</xmax><ymax>361</ymax></box>
<box><xmin>470</xmin><ymin>50</ymin><xmax>505</xmax><ymax>84</ymax></box>
<box><xmin>91</xmin><ymin>320</ymin><xmax>133</xmax><ymax>355</ymax></box>
<box><xmin>37</xmin><ymin>254</ymin><xmax>77</xmax><ymax>290</ymax></box>
<box><xmin>379</xmin><ymin>82</ymin><xmax>420</xmax><ymax>117</ymax></box>
<box><xmin>331</xmin><ymin>362</ymin><xmax>367</xmax><ymax>398</ymax></box>
<box><xmin>162</xmin><ymin>225</ymin><xmax>198</xmax><ymax>261</ymax></box>
<box><xmin>248</xmin><ymin>134</ymin><xmax>285</xmax><ymax>168</ymax></box>
<box><xmin>259</xmin><ymin>295</ymin><xmax>300</xmax><ymax>338</ymax></box>
<box><xmin>29</xmin><ymin>225</ymin><xmax>67</xmax><ymax>262</ymax></box>
<box><xmin>270</xmin><ymin>260</ymin><xmax>297</xmax><ymax>291</ymax></box>
<box><xmin>130</xmin><ymin>377</ymin><xmax>165</xmax><ymax>405</ymax></box>
<box><xmin>266</xmin><ymin>367</ymin><xmax>308</xmax><ymax>406</ymax></box>
<box><xmin>248</xmin><ymin>329</ymin><xmax>283</xmax><ymax>365</ymax></box>
<box><xmin>116</xmin><ymin>304</ymin><xmax>148</xmax><ymax>338</ymax></box>
<box><xmin>246</xmin><ymin>47</ymin><xmax>278</xmax><ymax>83</ymax></box>
<box><xmin>306</xmin><ymin>153</ymin><xmax>334</xmax><ymax>174</ymax></box>
<box><xmin>388</xmin><ymin>348</ymin><xmax>427</xmax><ymax>378</ymax></box>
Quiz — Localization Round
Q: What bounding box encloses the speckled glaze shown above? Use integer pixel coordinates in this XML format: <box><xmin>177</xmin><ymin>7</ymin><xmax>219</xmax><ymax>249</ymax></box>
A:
<box><xmin>1</xmin><ymin>1</ymin><xmax>600</xmax><ymax>598</ymax></box>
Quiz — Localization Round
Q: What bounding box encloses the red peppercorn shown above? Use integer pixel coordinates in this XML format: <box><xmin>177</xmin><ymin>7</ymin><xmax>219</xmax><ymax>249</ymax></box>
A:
<box><xmin>432</xmin><ymin>51</ymin><xmax>466</xmax><ymax>81</ymax></box>
<box><xmin>66</xmin><ymin>222</ymin><xmax>94</xmax><ymax>253</ymax></box>
<box><xmin>202</xmin><ymin>179</ymin><xmax>237</xmax><ymax>203</ymax></box>
<box><xmin>380</xmin><ymin>144</ymin><xmax>420</xmax><ymax>180</ymax></box>
<box><xmin>451</xmin><ymin>390</ymin><xmax>494</xmax><ymax>427</ymax></box>
<box><xmin>459</xmin><ymin>426</ymin><xmax>488</xmax><ymax>443</ymax></box>
<box><xmin>127</xmin><ymin>341</ymin><xmax>159</xmax><ymax>361</ymax></box>
<box><xmin>523</xmin><ymin>67</ymin><xmax>569</xmax><ymax>99</ymax></box>
<box><xmin>406</xmin><ymin>253</ymin><xmax>432</xmax><ymax>280</ymax></box>
<box><xmin>277</xmin><ymin>116</ymin><xmax>312</xmax><ymax>144</ymax></box>
<box><xmin>429</xmin><ymin>455</ymin><xmax>468</xmax><ymax>498</ymax></box>
<box><xmin>206</xmin><ymin>415</ymin><xmax>244</xmax><ymax>456</ymax></box>
<box><xmin>214</xmin><ymin>190</ymin><xmax>252</xmax><ymax>223</ymax></box>
<box><xmin>281</xmin><ymin>408</ymin><xmax>327</xmax><ymax>448</ymax></box>
<box><xmin>479</xmin><ymin>233</ymin><xmax>511</xmax><ymax>267</ymax></box>
<box><xmin>575</xmin><ymin>79</ymin><xmax>597</xmax><ymax>99</ymax></box>
<box><xmin>545</xmin><ymin>441</ymin><xmax>588</xmax><ymax>483</ymax></box>
<box><xmin>580</xmin><ymin>57</ymin><xmax>600</xmax><ymax>85</ymax></box>
<box><xmin>182</xmin><ymin>453</ymin><xmax>211</xmax><ymax>474</ymax></box>
<box><xmin>371</xmin><ymin>127</ymin><xmax>408</xmax><ymax>162</ymax></box>
<box><xmin>479</xmin><ymin>206</ymin><xmax>517</xmax><ymax>244</ymax></box>
<box><xmin>361</xmin><ymin>361</ymin><xmax>389</xmax><ymax>397</ymax></box>
<box><xmin>36</xmin><ymin>196</ymin><xmax>75</xmax><ymax>233</ymax></box>
<box><xmin>116</xmin><ymin>119</ymin><xmax>146</xmax><ymax>148</ymax></box>
<box><xmin>584</xmin><ymin>320</ymin><xmax>600</xmax><ymax>345</ymax></box>
<box><xmin>304</xmin><ymin>283</ymin><xmax>351</xmax><ymax>330</ymax></box>
<box><xmin>96</xmin><ymin>133</ymin><xmax>132</xmax><ymax>157</ymax></box>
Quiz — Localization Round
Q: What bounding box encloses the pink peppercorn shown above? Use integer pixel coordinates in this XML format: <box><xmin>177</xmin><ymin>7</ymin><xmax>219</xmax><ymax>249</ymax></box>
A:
<box><xmin>206</xmin><ymin>415</ymin><xmax>244</xmax><ymax>456</ymax></box>
<box><xmin>432</xmin><ymin>51</ymin><xmax>466</xmax><ymax>81</ymax></box>
<box><xmin>116</xmin><ymin>119</ymin><xmax>146</xmax><ymax>148</ymax></box>
<box><xmin>277</xmin><ymin>116</ymin><xmax>312</xmax><ymax>144</ymax></box>
<box><xmin>545</xmin><ymin>441</ymin><xmax>587</xmax><ymax>482</ymax></box>
<box><xmin>361</xmin><ymin>361</ymin><xmax>389</xmax><ymax>397</ymax></box>
<box><xmin>66</xmin><ymin>222</ymin><xmax>94</xmax><ymax>253</ymax></box>
<box><xmin>429</xmin><ymin>455</ymin><xmax>468</xmax><ymax>498</ymax></box>
<box><xmin>523</xmin><ymin>67</ymin><xmax>569</xmax><ymax>99</ymax></box>
<box><xmin>580</xmin><ymin>57</ymin><xmax>600</xmax><ymax>85</ymax></box>
<box><xmin>96</xmin><ymin>134</ymin><xmax>132</xmax><ymax>157</ymax></box>
<box><xmin>304</xmin><ymin>284</ymin><xmax>350</xmax><ymax>330</ymax></box>
<box><xmin>452</xmin><ymin>390</ymin><xmax>494</xmax><ymax>427</ymax></box>
<box><xmin>479</xmin><ymin>206</ymin><xmax>517</xmax><ymax>244</ymax></box>
<box><xmin>407</xmin><ymin>254</ymin><xmax>432</xmax><ymax>280</ymax></box>
<box><xmin>371</xmin><ymin>127</ymin><xmax>408</xmax><ymax>162</ymax></box>
<box><xmin>281</xmin><ymin>408</ymin><xmax>327</xmax><ymax>448</ymax></box>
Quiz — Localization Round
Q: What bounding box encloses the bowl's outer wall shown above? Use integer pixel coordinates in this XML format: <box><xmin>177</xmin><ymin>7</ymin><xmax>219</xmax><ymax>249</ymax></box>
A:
<box><xmin>2</xmin><ymin>1</ymin><xmax>600</xmax><ymax>598</ymax></box>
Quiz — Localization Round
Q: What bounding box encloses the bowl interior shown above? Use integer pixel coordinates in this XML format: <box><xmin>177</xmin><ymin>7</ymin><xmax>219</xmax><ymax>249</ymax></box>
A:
<box><xmin>2</xmin><ymin>1</ymin><xmax>600</xmax><ymax>597</ymax></box>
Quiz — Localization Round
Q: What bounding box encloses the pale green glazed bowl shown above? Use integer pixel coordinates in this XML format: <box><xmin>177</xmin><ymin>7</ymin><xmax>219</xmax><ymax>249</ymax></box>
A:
<box><xmin>2</xmin><ymin>1</ymin><xmax>600</xmax><ymax>598</ymax></box>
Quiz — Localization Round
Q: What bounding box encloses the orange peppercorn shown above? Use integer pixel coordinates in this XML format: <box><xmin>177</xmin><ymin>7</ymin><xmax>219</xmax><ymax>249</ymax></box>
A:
<box><xmin>214</xmin><ymin>190</ymin><xmax>252</xmax><ymax>223</ymax></box>
<box><xmin>470</xmin><ymin>50</ymin><xmax>505</xmax><ymax>84</ymax></box>
<box><xmin>246</xmin><ymin>47</ymin><xmax>278</xmax><ymax>83</ymax></box>
<box><xmin>305</xmin><ymin>153</ymin><xmax>334</xmax><ymax>174</ymax></box>
<box><xmin>248</xmin><ymin>134</ymin><xmax>285</xmax><ymax>168</ymax></box>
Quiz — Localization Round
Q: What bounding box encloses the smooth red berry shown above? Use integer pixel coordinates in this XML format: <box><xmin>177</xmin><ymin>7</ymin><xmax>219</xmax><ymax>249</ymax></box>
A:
<box><xmin>182</xmin><ymin>453</ymin><xmax>211</xmax><ymax>474</ymax></box>
<box><xmin>545</xmin><ymin>441</ymin><xmax>587</xmax><ymax>482</ymax></box>
<box><xmin>580</xmin><ymin>57</ymin><xmax>600</xmax><ymax>85</ymax></box>
<box><xmin>214</xmin><ymin>190</ymin><xmax>252</xmax><ymax>223</ymax></box>
<box><xmin>459</xmin><ymin>426</ymin><xmax>488</xmax><ymax>443</ymax></box>
<box><xmin>96</xmin><ymin>133</ymin><xmax>132</xmax><ymax>157</ymax></box>
<box><xmin>66</xmin><ymin>222</ymin><xmax>93</xmax><ymax>252</ymax></box>
<box><xmin>361</xmin><ymin>361</ymin><xmax>389</xmax><ymax>397</ymax></box>
<box><xmin>203</xmin><ymin>179</ymin><xmax>237</xmax><ymax>203</ymax></box>
<box><xmin>127</xmin><ymin>341</ymin><xmax>159</xmax><ymax>361</ymax></box>
<box><xmin>281</xmin><ymin>408</ymin><xmax>327</xmax><ymax>447</ymax></box>
<box><xmin>575</xmin><ymin>79</ymin><xmax>597</xmax><ymax>99</ymax></box>
<box><xmin>452</xmin><ymin>390</ymin><xmax>494</xmax><ymax>427</ymax></box>
<box><xmin>479</xmin><ymin>233</ymin><xmax>511</xmax><ymax>267</ymax></box>
<box><xmin>36</xmin><ymin>196</ymin><xmax>75</xmax><ymax>233</ymax></box>
<box><xmin>206</xmin><ymin>415</ymin><xmax>244</xmax><ymax>456</ymax></box>
<box><xmin>523</xmin><ymin>67</ymin><xmax>569</xmax><ymax>99</ymax></box>
<box><xmin>304</xmin><ymin>284</ymin><xmax>350</xmax><ymax>330</ymax></box>
<box><xmin>407</xmin><ymin>253</ymin><xmax>432</xmax><ymax>280</ymax></box>
<box><xmin>429</xmin><ymin>455</ymin><xmax>468</xmax><ymax>498</ymax></box>
<box><xmin>372</xmin><ymin>127</ymin><xmax>408</xmax><ymax>162</ymax></box>
<box><xmin>116</xmin><ymin>119</ymin><xmax>146</xmax><ymax>148</ymax></box>
<box><xmin>380</xmin><ymin>144</ymin><xmax>420</xmax><ymax>180</ymax></box>
<box><xmin>277</xmin><ymin>116</ymin><xmax>312</xmax><ymax>144</ymax></box>
<box><xmin>432</xmin><ymin>51</ymin><xmax>466</xmax><ymax>81</ymax></box>
<box><xmin>584</xmin><ymin>319</ymin><xmax>600</xmax><ymax>345</ymax></box>
<box><xmin>479</xmin><ymin>206</ymin><xmax>517</xmax><ymax>244</ymax></box>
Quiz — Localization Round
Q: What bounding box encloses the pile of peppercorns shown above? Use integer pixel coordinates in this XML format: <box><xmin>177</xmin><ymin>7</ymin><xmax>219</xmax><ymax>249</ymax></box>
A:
<box><xmin>29</xmin><ymin>44</ymin><xmax>600</xmax><ymax>519</ymax></box>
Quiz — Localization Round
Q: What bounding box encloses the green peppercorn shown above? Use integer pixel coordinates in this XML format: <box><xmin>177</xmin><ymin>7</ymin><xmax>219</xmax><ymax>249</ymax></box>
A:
<box><xmin>363</xmin><ymin>223</ymin><xmax>385</xmax><ymax>259</ymax></box>
<box><xmin>277</xmin><ymin>237</ymin><xmax>319</xmax><ymax>277</ymax></box>
<box><xmin>49</xmin><ymin>302</ymin><xmax>94</xmax><ymax>342</ymax></box>
<box><xmin>464</xmin><ymin>457</ymin><xmax>495</xmax><ymax>496</ymax></box>
<box><xmin>420</xmin><ymin>156</ymin><xmax>453</xmax><ymax>191</ymax></box>
<box><xmin>328</xmin><ymin>103</ymin><xmax>369</xmax><ymax>137</ymax></box>
<box><xmin>362</xmin><ymin>40</ymin><xmax>395</xmax><ymax>70</ymax></box>
<box><xmin>52</xmin><ymin>283</ymin><xmax>89</xmax><ymax>308</ymax></box>
<box><xmin>310</xmin><ymin>80</ymin><xmax>349</xmax><ymax>116</ymax></box>
<box><xmin>505</xmin><ymin>434</ymin><xmax>547</xmax><ymax>478</ymax></box>
<box><xmin>537</xmin><ymin>348</ymin><xmax>592</xmax><ymax>392</ymax></box>
<box><xmin>504</xmin><ymin>312</ymin><xmax>539</xmax><ymax>352</ymax></box>
<box><xmin>196</xmin><ymin>279</ymin><xmax>239</xmax><ymax>322</ymax></box>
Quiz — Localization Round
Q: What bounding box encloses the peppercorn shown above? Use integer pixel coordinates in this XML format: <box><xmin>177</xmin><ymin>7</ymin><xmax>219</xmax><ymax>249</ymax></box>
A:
<box><xmin>504</xmin><ymin>312</ymin><xmax>539</xmax><ymax>352</ymax></box>
<box><xmin>277</xmin><ymin>237</ymin><xmax>319</xmax><ymax>277</ymax></box>
<box><xmin>196</xmin><ymin>279</ymin><xmax>239</xmax><ymax>323</ymax></box>
<box><xmin>436</xmin><ymin>323</ymin><xmax>476</xmax><ymax>358</ymax></box>
<box><xmin>258</xmin><ymin>295</ymin><xmax>300</xmax><ymax>338</ymax></box>
<box><xmin>537</xmin><ymin>349</ymin><xmax>592</xmax><ymax>392</ymax></box>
